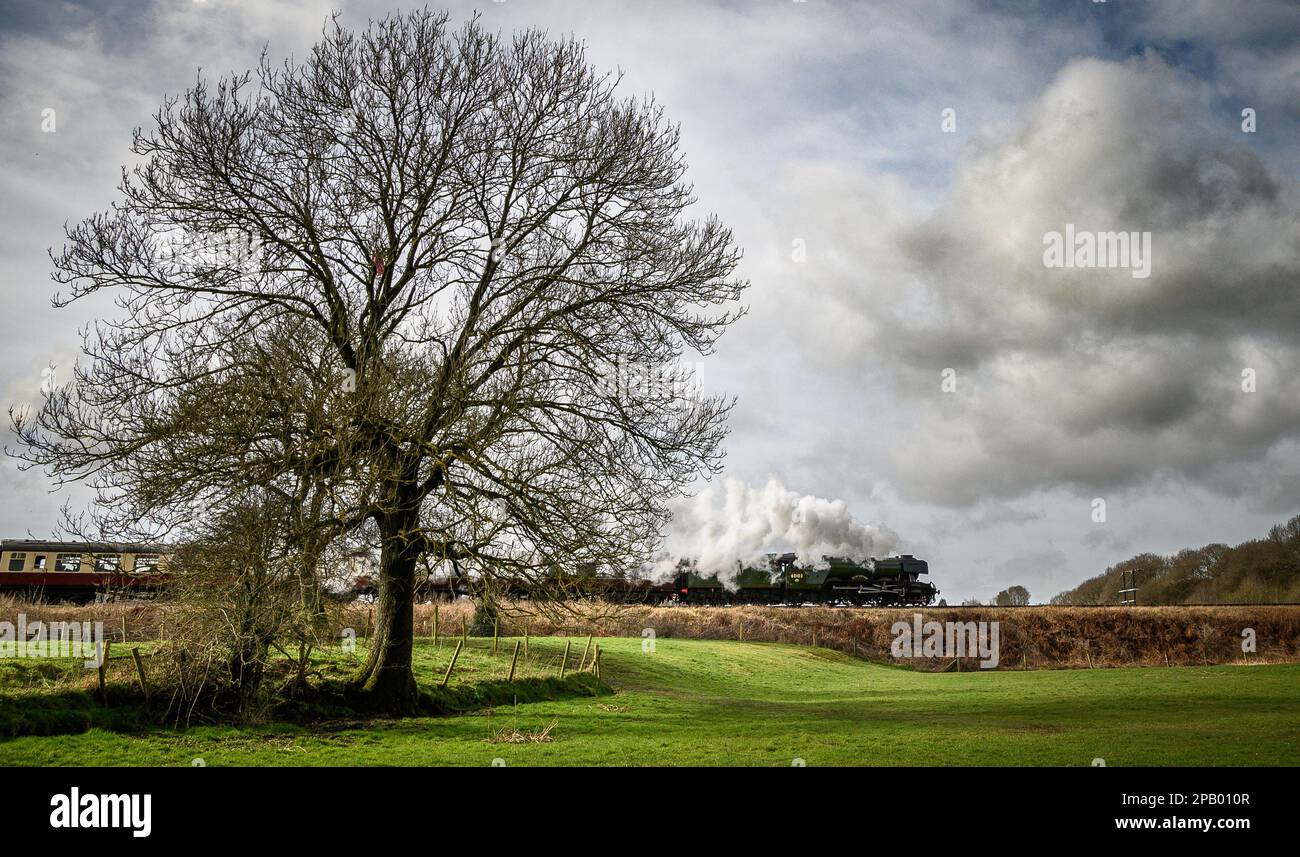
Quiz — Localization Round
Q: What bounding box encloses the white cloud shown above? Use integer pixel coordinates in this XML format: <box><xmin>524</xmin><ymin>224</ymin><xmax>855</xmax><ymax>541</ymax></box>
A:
<box><xmin>657</xmin><ymin>476</ymin><xmax>899</xmax><ymax>585</ymax></box>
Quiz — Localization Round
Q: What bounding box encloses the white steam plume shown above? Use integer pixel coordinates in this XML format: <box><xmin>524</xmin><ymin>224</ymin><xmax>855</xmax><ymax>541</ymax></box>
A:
<box><xmin>654</xmin><ymin>477</ymin><xmax>901</xmax><ymax>586</ymax></box>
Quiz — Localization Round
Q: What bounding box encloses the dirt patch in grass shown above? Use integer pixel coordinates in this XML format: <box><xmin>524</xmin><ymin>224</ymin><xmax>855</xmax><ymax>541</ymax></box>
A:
<box><xmin>488</xmin><ymin>718</ymin><xmax>557</xmax><ymax>744</ymax></box>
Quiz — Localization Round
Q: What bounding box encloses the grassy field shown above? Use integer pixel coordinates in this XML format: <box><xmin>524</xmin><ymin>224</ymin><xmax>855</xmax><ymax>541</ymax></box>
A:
<box><xmin>0</xmin><ymin>636</ymin><xmax>1297</xmax><ymax>766</ymax></box>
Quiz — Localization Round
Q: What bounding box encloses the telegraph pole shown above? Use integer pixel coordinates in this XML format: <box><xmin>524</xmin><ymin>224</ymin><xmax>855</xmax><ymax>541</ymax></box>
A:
<box><xmin>1119</xmin><ymin>569</ymin><xmax>1138</xmax><ymax>605</ymax></box>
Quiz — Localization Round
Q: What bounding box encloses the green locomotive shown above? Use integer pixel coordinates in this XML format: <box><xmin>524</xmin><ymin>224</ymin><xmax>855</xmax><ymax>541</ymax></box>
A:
<box><xmin>673</xmin><ymin>553</ymin><xmax>938</xmax><ymax>606</ymax></box>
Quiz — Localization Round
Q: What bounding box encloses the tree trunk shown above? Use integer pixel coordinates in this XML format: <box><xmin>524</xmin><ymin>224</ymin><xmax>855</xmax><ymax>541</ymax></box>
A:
<box><xmin>295</xmin><ymin>490</ymin><xmax>329</xmax><ymax>628</ymax></box>
<box><xmin>349</xmin><ymin>513</ymin><xmax>423</xmax><ymax>715</ymax></box>
<box><xmin>297</xmin><ymin>540</ymin><xmax>328</xmax><ymax>632</ymax></box>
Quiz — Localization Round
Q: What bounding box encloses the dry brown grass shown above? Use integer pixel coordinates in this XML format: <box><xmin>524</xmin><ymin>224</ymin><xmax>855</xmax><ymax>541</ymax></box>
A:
<box><xmin>0</xmin><ymin>595</ymin><xmax>166</xmax><ymax>641</ymax></box>
<box><xmin>5</xmin><ymin>596</ymin><xmax>1297</xmax><ymax>670</ymax></box>
<box><xmin>487</xmin><ymin>718</ymin><xmax>557</xmax><ymax>743</ymax></box>
<box><xmin>389</xmin><ymin>601</ymin><xmax>1300</xmax><ymax>670</ymax></box>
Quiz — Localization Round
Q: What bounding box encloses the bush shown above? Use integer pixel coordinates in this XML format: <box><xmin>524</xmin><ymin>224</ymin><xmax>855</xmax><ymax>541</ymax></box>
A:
<box><xmin>160</xmin><ymin>496</ymin><xmax>336</xmax><ymax>722</ymax></box>
<box><xmin>468</xmin><ymin>599</ymin><xmax>500</xmax><ymax>637</ymax></box>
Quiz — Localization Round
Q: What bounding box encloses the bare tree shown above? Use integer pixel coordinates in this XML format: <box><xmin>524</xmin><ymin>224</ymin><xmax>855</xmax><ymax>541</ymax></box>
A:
<box><xmin>166</xmin><ymin>492</ymin><xmax>311</xmax><ymax>720</ymax></box>
<box><xmin>11</xmin><ymin>9</ymin><xmax>746</xmax><ymax>713</ymax></box>
<box><xmin>995</xmin><ymin>586</ymin><xmax>1031</xmax><ymax>607</ymax></box>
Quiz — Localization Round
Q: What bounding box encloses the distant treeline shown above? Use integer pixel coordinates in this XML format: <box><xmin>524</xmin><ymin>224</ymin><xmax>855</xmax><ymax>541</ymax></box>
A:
<box><xmin>1053</xmin><ymin>516</ymin><xmax>1300</xmax><ymax>605</ymax></box>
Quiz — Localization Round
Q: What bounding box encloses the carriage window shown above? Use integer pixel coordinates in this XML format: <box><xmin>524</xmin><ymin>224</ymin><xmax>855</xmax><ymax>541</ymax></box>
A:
<box><xmin>133</xmin><ymin>555</ymin><xmax>160</xmax><ymax>573</ymax></box>
<box><xmin>55</xmin><ymin>553</ymin><xmax>82</xmax><ymax>572</ymax></box>
<box><xmin>34</xmin><ymin>555</ymin><xmax>47</xmax><ymax>570</ymax></box>
<box><xmin>95</xmin><ymin>554</ymin><xmax>122</xmax><ymax>572</ymax></box>
<box><xmin>6</xmin><ymin>553</ymin><xmax>26</xmax><ymax>571</ymax></box>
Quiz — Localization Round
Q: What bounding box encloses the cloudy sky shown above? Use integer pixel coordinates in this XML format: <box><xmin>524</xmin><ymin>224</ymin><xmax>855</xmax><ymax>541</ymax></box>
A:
<box><xmin>2</xmin><ymin>0</ymin><xmax>1298</xmax><ymax>602</ymax></box>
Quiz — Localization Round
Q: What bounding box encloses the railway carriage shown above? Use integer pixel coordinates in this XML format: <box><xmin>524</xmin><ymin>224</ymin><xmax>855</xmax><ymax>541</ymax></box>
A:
<box><xmin>0</xmin><ymin>540</ymin><xmax>171</xmax><ymax>603</ymax></box>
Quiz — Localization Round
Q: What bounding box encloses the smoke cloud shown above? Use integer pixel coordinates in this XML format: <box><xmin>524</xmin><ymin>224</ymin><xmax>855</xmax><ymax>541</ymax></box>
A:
<box><xmin>655</xmin><ymin>477</ymin><xmax>900</xmax><ymax>586</ymax></box>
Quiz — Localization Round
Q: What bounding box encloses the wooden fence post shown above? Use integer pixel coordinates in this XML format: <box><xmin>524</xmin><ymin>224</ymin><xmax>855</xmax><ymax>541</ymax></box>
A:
<box><xmin>433</xmin><ymin>603</ymin><xmax>439</xmax><ymax>647</ymax></box>
<box><xmin>524</xmin><ymin>624</ymin><xmax>529</xmax><ymax>658</ymax></box>
<box><xmin>98</xmin><ymin>639</ymin><xmax>111</xmax><ymax>707</ymax></box>
<box><xmin>594</xmin><ymin>645</ymin><xmax>601</xmax><ymax>679</ymax></box>
<box><xmin>578</xmin><ymin>635</ymin><xmax>593</xmax><ymax>671</ymax></box>
<box><xmin>461</xmin><ymin>616</ymin><xmax>467</xmax><ymax>644</ymax></box>
<box><xmin>492</xmin><ymin>619</ymin><xmax>499</xmax><ymax>655</ymax></box>
<box><xmin>440</xmin><ymin>639</ymin><xmax>463</xmax><ymax>688</ymax></box>
<box><xmin>559</xmin><ymin>639</ymin><xmax>572</xmax><ymax>678</ymax></box>
<box><xmin>120</xmin><ymin>616</ymin><xmax>127</xmax><ymax>644</ymax></box>
<box><xmin>508</xmin><ymin>640</ymin><xmax>521</xmax><ymax>682</ymax></box>
<box><xmin>131</xmin><ymin>647</ymin><xmax>150</xmax><ymax>707</ymax></box>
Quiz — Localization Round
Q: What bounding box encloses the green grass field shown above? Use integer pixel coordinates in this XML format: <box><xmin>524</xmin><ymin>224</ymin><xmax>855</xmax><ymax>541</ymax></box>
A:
<box><xmin>0</xmin><ymin>636</ymin><xmax>1296</xmax><ymax>766</ymax></box>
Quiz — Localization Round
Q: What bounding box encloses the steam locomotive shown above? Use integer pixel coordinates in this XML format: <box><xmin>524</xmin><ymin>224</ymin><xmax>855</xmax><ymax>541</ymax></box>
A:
<box><xmin>670</xmin><ymin>553</ymin><xmax>939</xmax><ymax>606</ymax></box>
<box><xmin>415</xmin><ymin>552</ymin><xmax>938</xmax><ymax>607</ymax></box>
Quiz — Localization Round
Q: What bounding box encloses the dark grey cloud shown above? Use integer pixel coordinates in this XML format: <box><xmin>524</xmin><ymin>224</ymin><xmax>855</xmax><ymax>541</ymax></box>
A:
<box><xmin>762</xmin><ymin>54</ymin><xmax>1300</xmax><ymax>511</ymax></box>
<box><xmin>0</xmin><ymin>0</ymin><xmax>161</xmax><ymax>50</ymax></box>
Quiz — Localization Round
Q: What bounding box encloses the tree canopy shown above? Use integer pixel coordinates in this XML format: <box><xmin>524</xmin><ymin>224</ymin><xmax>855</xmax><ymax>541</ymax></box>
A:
<box><xmin>11</xmin><ymin>9</ymin><xmax>747</xmax><ymax>712</ymax></box>
<box><xmin>1051</xmin><ymin>515</ymin><xmax>1300</xmax><ymax>605</ymax></box>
